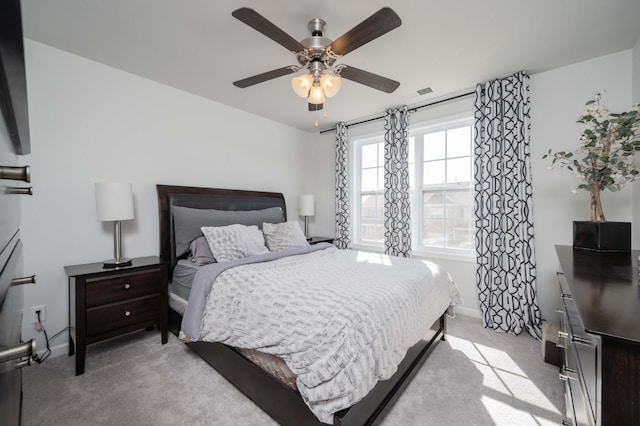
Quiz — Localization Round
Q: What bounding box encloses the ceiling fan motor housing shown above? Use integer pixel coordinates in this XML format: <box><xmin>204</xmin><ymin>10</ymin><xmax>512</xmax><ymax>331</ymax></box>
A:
<box><xmin>299</xmin><ymin>19</ymin><xmax>334</xmax><ymax>68</ymax></box>
<box><xmin>231</xmin><ymin>7</ymin><xmax>401</xmax><ymax>95</ymax></box>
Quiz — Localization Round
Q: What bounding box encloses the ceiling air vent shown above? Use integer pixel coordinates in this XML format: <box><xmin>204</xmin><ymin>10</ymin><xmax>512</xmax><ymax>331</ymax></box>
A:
<box><xmin>416</xmin><ymin>87</ymin><xmax>433</xmax><ymax>96</ymax></box>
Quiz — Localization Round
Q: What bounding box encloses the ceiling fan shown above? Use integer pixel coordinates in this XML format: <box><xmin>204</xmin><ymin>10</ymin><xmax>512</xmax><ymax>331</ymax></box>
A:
<box><xmin>231</xmin><ymin>7</ymin><xmax>402</xmax><ymax>111</ymax></box>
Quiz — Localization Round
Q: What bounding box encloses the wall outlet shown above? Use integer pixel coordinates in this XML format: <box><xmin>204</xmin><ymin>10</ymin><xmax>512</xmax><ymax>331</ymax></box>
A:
<box><xmin>30</xmin><ymin>305</ymin><xmax>46</xmax><ymax>323</ymax></box>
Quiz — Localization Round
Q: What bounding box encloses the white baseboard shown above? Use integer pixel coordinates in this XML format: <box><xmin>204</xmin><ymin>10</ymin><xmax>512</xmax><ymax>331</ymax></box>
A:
<box><xmin>35</xmin><ymin>342</ymin><xmax>68</xmax><ymax>360</ymax></box>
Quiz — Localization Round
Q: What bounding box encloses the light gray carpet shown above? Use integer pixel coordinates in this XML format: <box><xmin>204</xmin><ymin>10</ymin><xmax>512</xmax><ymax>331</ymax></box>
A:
<box><xmin>22</xmin><ymin>315</ymin><xmax>563</xmax><ymax>425</ymax></box>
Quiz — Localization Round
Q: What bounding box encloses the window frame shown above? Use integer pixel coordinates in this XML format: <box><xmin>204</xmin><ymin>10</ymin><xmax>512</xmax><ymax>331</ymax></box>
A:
<box><xmin>351</xmin><ymin>133</ymin><xmax>386</xmax><ymax>249</ymax></box>
<box><xmin>349</xmin><ymin>113</ymin><xmax>475</xmax><ymax>263</ymax></box>
<box><xmin>409</xmin><ymin>115</ymin><xmax>475</xmax><ymax>262</ymax></box>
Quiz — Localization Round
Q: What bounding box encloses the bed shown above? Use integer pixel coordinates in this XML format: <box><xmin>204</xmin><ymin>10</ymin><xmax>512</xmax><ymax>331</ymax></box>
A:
<box><xmin>157</xmin><ymin>184</ymin><xmax>461</xmax><ymax>425</ymax></box>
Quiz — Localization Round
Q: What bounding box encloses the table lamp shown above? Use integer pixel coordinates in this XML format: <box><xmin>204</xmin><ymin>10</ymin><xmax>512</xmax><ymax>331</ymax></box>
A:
<box><xmin>299</xmin><ymin>195</ymin><xmax>315</xmax><ymax>240</ymax></box>
<box><xmin>95</xmin><ymin>182</ymin><xmax>134</xmax><ymax>268</ymax></box>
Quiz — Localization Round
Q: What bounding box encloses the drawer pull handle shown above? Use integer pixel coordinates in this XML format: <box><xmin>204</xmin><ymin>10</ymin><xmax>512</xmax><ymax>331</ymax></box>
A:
<box><xmin>124</xmin><ymin>283</ymin><xmax>131</xmax><ymax>290</ymax></box>
<box><xmin>561</xmin><ymin>293</ymin><xmax>572</xmax><ymax>300</ymax></box>
<box><xmin>11</xmin><ymin>275</ymin><xmax>36</xmax><ymax>286</ymax></box>
<box><xmin>0</xmin><ymin>339</ymin><xmax>36</xmax><ymax>367</ymax></box>
<box><xmin>555</xmin><ymin>308</ymin><xmax>565</xmax><ymax>314</ymax></box>
<box><xmin>125</xmin><ymin>311</ymin><xmax>131</xmax><ymax>317</ymax></box>
<box><xmin>571</xmin><ymin>335</ymin><xmax>591</xmax><ymax>346</ymax></box>
<box><xmin>562</xmin><ymin>420</ymin><xmax>572</xmax><ymax>426</ymax></box>
<box><xmin>6</xmin><ymin>186</ymin><xmax>33</xmax><ymax>196</ymax></box>
<box><xmin>0</xmin><ymin>165</ymin><xmax>30</xmax><ymax>182</ymax></box>
<box><xmin>559</xmin><ymin>372</ymin><xmax>570</xmax><ymax>381</ymax></box>
<box><xmin>558</xmin><ymin>330</ymin><xmax>591</xmax><ymax>346</ymax></box>
<box><xmin>563</xmin><ymin>366</ymin><xmax>577</xmax><ymax>374</ymax></box>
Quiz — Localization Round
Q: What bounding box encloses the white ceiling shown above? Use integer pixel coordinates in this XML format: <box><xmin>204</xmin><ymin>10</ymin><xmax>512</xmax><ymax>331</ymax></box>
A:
<box><xmin>21</xmin><ymin>0</ymin><xmax>640</xmax><ymax>133</ymax></box>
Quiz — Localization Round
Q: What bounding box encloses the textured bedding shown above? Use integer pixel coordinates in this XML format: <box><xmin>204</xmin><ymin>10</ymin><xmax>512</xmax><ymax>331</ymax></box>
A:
<box><xmin>181</xmin><ymin>244</ymin><xmax>461</xmax><ymax>424</ymax></box>
<box><xmin>169</xmin><ymin>288</ymin><xmax>297</xmax><ymax>390</ymax></box>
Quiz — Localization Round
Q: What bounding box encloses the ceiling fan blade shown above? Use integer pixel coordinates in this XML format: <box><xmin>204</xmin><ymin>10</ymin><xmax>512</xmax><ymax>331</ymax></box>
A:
<box><xmin>232</xmin><ymin>8</ymin><xmax>305</xmax><ymax>53</ymax></box>
<box><xmin>337</xmin><ymin>66</ymin><xmax>400</xmax><ymax>93</ymax></box>
<box><xmin>328</xmin><ymin>7</ymin><xmax>401</xmax><ymax>57</ymax></box>
<box><xmin>233</xmin><ymin>66</ymin><xmax>297</xmax><ymax>88</ymax></box>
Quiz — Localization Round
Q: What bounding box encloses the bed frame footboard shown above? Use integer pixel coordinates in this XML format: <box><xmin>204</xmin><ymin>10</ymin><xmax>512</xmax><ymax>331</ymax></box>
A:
<box><xmin>184</xmin><ymin>312</ymin><xmax>446</xmax><ymax>426</ymax></box>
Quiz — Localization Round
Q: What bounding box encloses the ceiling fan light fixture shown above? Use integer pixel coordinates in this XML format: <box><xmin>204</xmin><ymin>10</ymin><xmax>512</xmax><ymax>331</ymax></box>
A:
<box><xmin>320</xmin><ymin>74</ymin><xmax>341</xmax><ymax>98</ymax></box>
<box><xmin>291</xmin><ymin>74</ymin><xmax>314</xmax><ymax>97</ymax></box>
<box><xmin>308</xmin><ymin>84</ymin><xmax>326</xmax><ymax>104</ymax></box>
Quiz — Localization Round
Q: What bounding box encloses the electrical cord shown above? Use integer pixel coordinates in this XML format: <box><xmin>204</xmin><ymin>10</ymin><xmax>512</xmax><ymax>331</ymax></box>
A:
<box><xmin>31</xmin><ymin>311</ymin><xmax>71</xmax><ymax>364</ymax></box>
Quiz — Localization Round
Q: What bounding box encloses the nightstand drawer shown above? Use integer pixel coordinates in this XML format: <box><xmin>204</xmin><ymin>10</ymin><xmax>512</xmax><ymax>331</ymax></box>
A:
<box><xmin>86</xmin><ymin>295</ymin><xmax>161</xmax><ymax>337</ymax></box>
<box><xmin>85</xmin><ymin>269</ymin><xmax>161</xmax><ymax>307</ymax></box>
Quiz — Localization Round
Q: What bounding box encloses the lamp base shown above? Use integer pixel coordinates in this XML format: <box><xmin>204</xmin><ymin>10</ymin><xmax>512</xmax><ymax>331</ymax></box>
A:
<box><xmin>102</xmin><ymin>258</ymin><xmax>132</xmax><ymax>268</ymax></box>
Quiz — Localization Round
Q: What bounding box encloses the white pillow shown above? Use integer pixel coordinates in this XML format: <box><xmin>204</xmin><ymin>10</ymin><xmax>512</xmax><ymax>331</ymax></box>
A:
<box><xmin>201</xmin><ymin>224</ymin><xmax>268</xmax><ymax>262</ymax></box>
<box><xmin>262</xmin><ymin>221</ymin><xmax>310</xmax><ymax>252</ymax></box>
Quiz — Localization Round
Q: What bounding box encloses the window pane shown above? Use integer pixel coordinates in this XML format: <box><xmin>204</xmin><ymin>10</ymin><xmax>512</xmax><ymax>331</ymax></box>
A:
<box><xmin>424</xmin><ymin>188</ymin><xmax>474</xmax><ymax>249</ymax></box>
<box><xmin>361</xmin><ymin>195</ymin><xmax>384</xmax><ymax>243</ymax></box>
<box><xmin>446</xmin><ymin>157</ymin><xmax>471</xmax><ymax>183</ymax></box>
<box><xmin>361</xmin><ymin>168</ymin><xmax>378</xmax><ymax>191</ymax></box>
<box><xmin>423</xmin><ymin>192</ymin><xmax>445</xmax><ymax>219</ymax></box>
<box><xmin>445</xmin><ymin>190</ymin><xmax>473</xmax><ymax>220</ymax></box>
<box><xmin>447</xmin><ymin>126</ymin><xmax>471</xmax><ymax>157</ymax></box>
<box><xmin>408</xmin><ymin>136</ymin><xmax>415</xmax><ymax>190</ymax></box>
<box><xmin>423</xmin><ymin>219</ymin><xmax>445</xmax><ymax>248</ymax></box>
<box><xmin>423</xmin><ymin>160</ymin><xmax>445</xmax><ymax>185</ymax></box>
<box><xmin>362</xmin><ymin>143</ymin><xmax>379</xmax><ymax>168</ymax></box>
<box><xmin>424</xmin><ymin>131</ymin><xmax>445</xmax><ymax>161</ymax></box>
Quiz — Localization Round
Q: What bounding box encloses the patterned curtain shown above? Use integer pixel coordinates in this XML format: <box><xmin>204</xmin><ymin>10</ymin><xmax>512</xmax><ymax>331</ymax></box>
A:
<box><xmin>334</xmin><ymin>122</ymin><xmax>351</xmax><ymax>249</ymax></box>
<box><xmin>383</xmin><ymin>107</ymin><xmax>412</xmax><ymax>257</ymax></box>
<box><xmin>474</xmin><ymin>71</ymin><xmax>541</xmax><ymax>339</ymax></box>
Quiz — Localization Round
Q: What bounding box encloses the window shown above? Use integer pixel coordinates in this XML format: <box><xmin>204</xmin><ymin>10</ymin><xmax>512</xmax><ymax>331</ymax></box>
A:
<box><xmin>352</xmin><ymin>116</ymin><xmax>474</xmax><ymax>259</ymax></box>
<box><xmin>354</xmin><ymin>138</ymin><xmax>385</xmax><ymax>243</ymax></box>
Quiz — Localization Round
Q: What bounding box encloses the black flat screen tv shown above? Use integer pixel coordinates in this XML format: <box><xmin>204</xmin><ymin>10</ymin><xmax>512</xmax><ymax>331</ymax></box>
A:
<box><xmin>0</xmin><ymin>0</ymin><xmax>30</xmax><ymax>155</ymax></box>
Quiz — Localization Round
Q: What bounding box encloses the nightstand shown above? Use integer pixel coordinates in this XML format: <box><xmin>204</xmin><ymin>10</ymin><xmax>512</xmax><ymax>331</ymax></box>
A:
<box><xmin>64</xmin><ymin>256</ymin><xmax>168</xmax><ymax>375</ymax></box>
<box><xmin>307</xmin><ymin>236</ymin><xmax>334</xmax><ymax>245</ymax></box>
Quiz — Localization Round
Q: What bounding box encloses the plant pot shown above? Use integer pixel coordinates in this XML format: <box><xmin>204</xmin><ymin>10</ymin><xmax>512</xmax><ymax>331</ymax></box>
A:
<box><xmin>572</xmin><ymin>221</ymin><xmax>631</xmax><ymax>252</ymax></box>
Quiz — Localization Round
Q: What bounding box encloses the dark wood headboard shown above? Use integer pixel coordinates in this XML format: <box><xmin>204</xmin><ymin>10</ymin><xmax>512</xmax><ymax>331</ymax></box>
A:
<box><xmin>156</xmin><ymin>185</ymin><xmax>287</xmax><ymax>274</ymax></box>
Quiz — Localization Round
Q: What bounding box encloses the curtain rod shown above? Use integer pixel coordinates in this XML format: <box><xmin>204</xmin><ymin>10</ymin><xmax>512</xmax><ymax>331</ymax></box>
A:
<box><xmin>318</xmin><ymin>90</ymin><xmax>475</xmax><ymax>135</ymax></box>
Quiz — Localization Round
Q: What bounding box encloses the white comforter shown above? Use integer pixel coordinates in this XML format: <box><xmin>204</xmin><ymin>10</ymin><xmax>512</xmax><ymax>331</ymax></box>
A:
<box><xmin>196</xmin><ymin>246</ymin><xmax>461</xmax><ymax>423</ymax></box>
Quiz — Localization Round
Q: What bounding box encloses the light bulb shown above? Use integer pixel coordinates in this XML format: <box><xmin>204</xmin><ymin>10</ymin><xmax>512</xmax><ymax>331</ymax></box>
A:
<box><xmin>308</xmin><ymin>84</ymin><xmax>326</xmax><ymax>104</ymax></box>
<box><xmin>320</xmin><ymin>75</ymin><xmax>341</xmax><ymax>98</ymax></box>
<box><xmin>291</xmin><ymin>74</ymin><xmax>313</xmax><ymax>97</ymax></box>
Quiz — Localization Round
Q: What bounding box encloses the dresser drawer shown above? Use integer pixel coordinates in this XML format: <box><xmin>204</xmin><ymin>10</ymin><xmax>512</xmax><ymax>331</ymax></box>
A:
<box><xmin>85</xmin><ymin>269</ymin><xmax>161</xmax><ymax>307</ymax></box>
<box><xmin>86</xmin><ymin>295</ymin><xmax>161</xmax><ymax>337</ymax></box>
<box><xmin>559</xmin><ymin>274</ymin><xmax>599</xmax><ymax>425</ymax></box>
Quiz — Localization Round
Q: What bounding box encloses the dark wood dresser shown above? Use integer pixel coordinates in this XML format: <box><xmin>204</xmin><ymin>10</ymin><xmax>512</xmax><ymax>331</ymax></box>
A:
<box><xmin>556</xmin><ymin>245</ymin><xmax>640</xmax><ymax>426</ymax></box>
<box><xmin>64</xmin><ymin>257</ymin><xmax>168</xmax><ymax>375</ymax></box>
<box><xmin>0</xmin><ymin>0</ymin><xmax>35</xmax><ymax>421</ymax></box>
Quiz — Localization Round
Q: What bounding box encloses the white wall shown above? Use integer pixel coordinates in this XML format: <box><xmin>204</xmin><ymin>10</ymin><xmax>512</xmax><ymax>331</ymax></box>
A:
<box><xmin>530</xmin><ymin>49</ymin><xmax>634</xmax><ymax>321</ymax></box>
<box><xmin>19</xmin><ymin>39</ymin><xmax>318</xmax><ymax>356</ymax></box>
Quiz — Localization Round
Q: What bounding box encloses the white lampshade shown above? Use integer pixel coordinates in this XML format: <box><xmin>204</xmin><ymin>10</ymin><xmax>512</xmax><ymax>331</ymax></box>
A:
<box><xmin>291</xmin><ymin>74</ymin><xmax>314</xmax><ymax>97</ymax></box>
<box><xmin>308</xmin><ymin>85</ymin><xmax>326</xmax><ymax>105</ymax></box>
<box><xmin>299</xmin><ymin>195</ymin><xmax>315</xmax><ymax>217</ymax></box>
<box><xmin>320</xmin><ymin>75</ymin><xmax>341</xmax><ymax>98</ymax></box>
<box><xmin>95</xmin><ymin>182</ymin><xmax>134</xmax><ymax>222</ymax></box>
